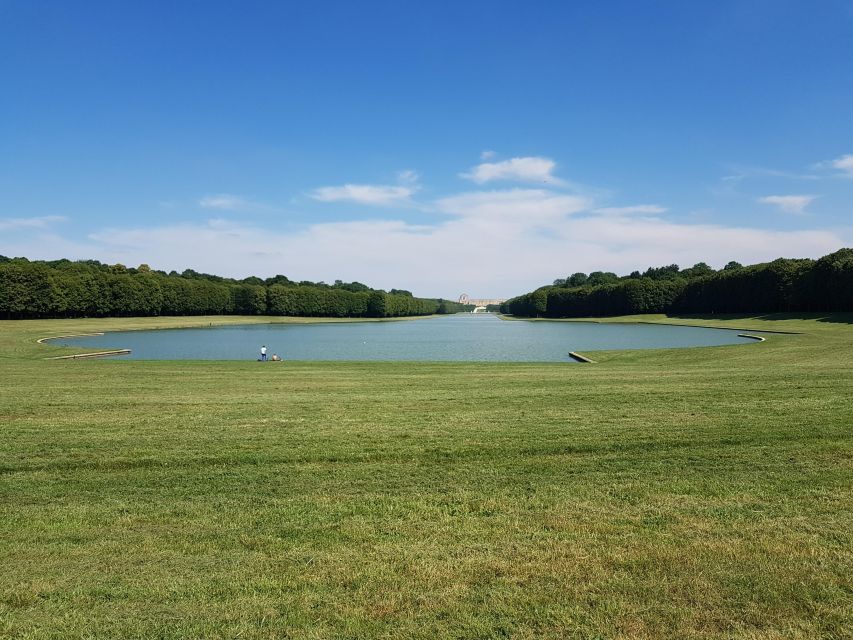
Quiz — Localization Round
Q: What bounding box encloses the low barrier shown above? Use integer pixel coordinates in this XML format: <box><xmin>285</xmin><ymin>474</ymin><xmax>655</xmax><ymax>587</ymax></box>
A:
<box><xmin>737</xmin><ymin>334</ymin><xmax>766</xmax><ymax>342</ymax></box>
<box><xmin>46</xmin><ymin>349</ymin><xmax>131</xmax><ymax>360</ymax></box>
<box><xmin>36</xmin><ymin>332</ymin><xmax>104</xmax><ymax>344</ymax></box>
<box><xmin>568</xmin><ymin>351</ymin><xmax>595</xmax><ymax>363</ymax></box>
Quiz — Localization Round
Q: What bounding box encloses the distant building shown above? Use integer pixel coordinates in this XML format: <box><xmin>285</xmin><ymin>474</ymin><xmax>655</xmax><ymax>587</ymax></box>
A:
<box><xmin>458</xmin><ymin>294</ymin><xmax>506</xmax><ymax>307</ymax></box>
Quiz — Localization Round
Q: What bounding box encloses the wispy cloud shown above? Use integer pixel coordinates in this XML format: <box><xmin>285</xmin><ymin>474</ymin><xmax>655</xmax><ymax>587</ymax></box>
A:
<box><xmin>480</xmin><ymin>150</ymin><xmax>497</xmax><ymax>160</ymax></box>
<box><xmin>436</xmin><ymin>189</ymin><xmax>589</xmax><ymax>222</ymax></box>
<box><xmin>828</xmin><ymin>154</ymin><xmax>853</xmax><ymax>178</ymax></box>
<box><xmin>722</xmin><ymin>165</ymin><xmax>821</xmax><ymax>183</ymax></box>
<box><xmin>593</xmin><ymin>204</ymin><xmax>667</xmax><ymax>216</ymax></box>
<box><xmin>757</xmin><ymin>195</ymin><xmax>817</xmax><ymax>214</ymax></box>
<box><xmin>396</xmin><ymin>169</ymin><xmax>419</xmax><ymax>185</ymax></box>
<box><xmin>311</xmin><ymin>170</ymin><xmax>421</xmax><ymax>206</ymax></box>
<box><xmin>197</xmin><ymin>193</ymin><xmax>282</xmax><ymax>214</ymax></box>
<box><xmin>199</xmin><ymin>194</ymin><xmax>251</xmax><ymax>211</ymax></box>
<box><xmin>460</xmin><ymin>156</ymin><xmax>564</xmax><ymax>185</ymax></box>
<box><xmin>310</xmin><ymin>184</ymin><xmax>418</xmax><ymax>206</ymax></box>
<box><xmin>725</xmin><ymin>154</ymin><xmax>853</xmax><ymax>184</ymax></box>
<box><xmin>0</xmin><ymin>215</ymin><xmax>67</xmax><ymax>231</ymax></box>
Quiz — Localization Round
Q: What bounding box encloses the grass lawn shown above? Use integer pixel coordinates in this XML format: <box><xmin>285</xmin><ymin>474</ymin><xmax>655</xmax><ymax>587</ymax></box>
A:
<box><xmin>1</xmin><ymin>314</ymin><xmax>851</xmax><ymax>639</ymax></box>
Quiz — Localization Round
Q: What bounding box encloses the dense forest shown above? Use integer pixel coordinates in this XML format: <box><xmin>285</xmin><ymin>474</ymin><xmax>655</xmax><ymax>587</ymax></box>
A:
<box><xmin>0</xmin><ymin>257</ymin><xmax>474</xmax><ymax>319</ymax></box>
<box><xmin>501</xmin><ymin>248</ymin><xmax>853</xmax><ymax>317</ymax></box>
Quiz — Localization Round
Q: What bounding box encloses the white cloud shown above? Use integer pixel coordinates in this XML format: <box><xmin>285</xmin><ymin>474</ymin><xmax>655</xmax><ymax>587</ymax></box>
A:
<box><xmin>0</xmin><ymin>215</ymin><xmax>67</xmax><ymax>231</ymax></box>
<box><xmin>757</xmin><ymin>195</ymin><xmax>816</xmax><ymax>214</ymax></box>
<box><xmin>830</xmin><ymin>154</ymin><xmax>853</xmax><ymax>177</ymax></box>
<box><xmin>199</xmin><ymin>194</ymin><xmax>251</xmax><ymax>211</ymax></box>
<box><xmin>480</xmin><ymin>150</ymin><xmax>497</xmax><ymax>160</ymax></box>
<box><xmin>311</xmin><ymin>171</ymin><xmax>421</xmax><ymax>207</ymax></box>
<box><xmin>460</xmin><ymin>156</ymin><xmax>564</xmax><ymax>185</ymax></box>
<box><xmin>722</xmin><ymin>165</ymin><xmax>821</xmax><ymax>182</ymax></box>
<box><xmin>593</xmin><ymin>204</ymin><xmax>667</xmax><ymax>216</ymax></box>
<box><xmin>396</xmin><ymin>169</ymin><xmax>419</xmax><ymax>185</ymax></box>
<box><xmin>2</xmin><ymin>164</ymin><xmax>846</xmax><ymax>299</ymax></box>
<box><xmin>436</xmin><ymin>189</ymin><xmax>590</xmax><ymax>222</ymax></box>
<box><xmin>198</xmin><ymin>194</ymin><xmax>282</xmax><ymax>214</ymax></box>
<box><xmin>4</xmin><ymin>209</ymin><xmax>845</xmax><ymax>300</ymax></box>
<box><xmin>310</xmin><ymin>184</ymin><xmax>418</xmax><ymax>206</ymax></box>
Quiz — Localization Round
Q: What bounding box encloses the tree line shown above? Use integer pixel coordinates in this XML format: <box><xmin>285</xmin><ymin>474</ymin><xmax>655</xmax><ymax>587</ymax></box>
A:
<box><xmin>0</xmin><ymin>257</ymin><xmax>474</xmax><ymax>319</ymax></box>
<box><xmin>501</xmin><ymin>248</ymin><xmax>853</xmax><ymax>317</ymax></box>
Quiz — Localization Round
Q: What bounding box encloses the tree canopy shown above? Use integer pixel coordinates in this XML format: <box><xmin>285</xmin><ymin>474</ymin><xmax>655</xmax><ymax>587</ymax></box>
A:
<box><xmin>501</xmin><ymin>249</ymin><xmax>853</xmax><ymax>317</ymax></box>
<box><xmin>0</xmin><ymin>258</ymin><xmax>474</xmax><ymax>319</ymax></box>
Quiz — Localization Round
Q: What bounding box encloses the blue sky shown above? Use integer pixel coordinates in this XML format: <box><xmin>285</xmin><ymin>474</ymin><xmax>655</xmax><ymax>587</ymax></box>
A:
<box><xmin>1</xmin><ymin>0</ymin><xmax>851</xmax><ymax>297</ymax></box>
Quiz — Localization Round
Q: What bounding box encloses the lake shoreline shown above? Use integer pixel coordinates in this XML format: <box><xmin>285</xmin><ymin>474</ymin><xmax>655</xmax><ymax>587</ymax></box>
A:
<box><xmin>43</xmin><ymin>313</ymin><xmax>757</xmax><ymax>362</ymax></box>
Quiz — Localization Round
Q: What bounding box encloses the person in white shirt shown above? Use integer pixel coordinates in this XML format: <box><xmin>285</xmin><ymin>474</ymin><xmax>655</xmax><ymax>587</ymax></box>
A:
<box><xmin>260</xmin><ymin>345</ymin><xmax>267</xmax><ymax>361</ymax></box>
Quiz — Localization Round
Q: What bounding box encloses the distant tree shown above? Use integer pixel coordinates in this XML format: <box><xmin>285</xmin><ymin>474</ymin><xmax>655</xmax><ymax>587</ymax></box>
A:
<box><xmin>804</xmin><ymin>248</ymin><xmax>853</xmax><ymax>311</ymax></box>
<box><xmin>587</xmin><ymin>271</ymin><xmax>619</xmax><ymax>286</ymax></box>
<box><xmin>553</xmin><ymin>278</ymin><xmax>567</xmax><ymax>286</ymax></box>
<box><xmin>723</xmin><ymin>261</ymin><xmax>743</xmax><ymax>271</ymax></box>
<box><xmin>532</xmin><ymin>289</ymin><xmax>548</xmax><ymax>316</ymax></box>
<box><xmin>642</xmin><ymin>264</ymin><xmax>680</xmax><ymax>280</ymax></box>
<box><xmin>366</xmin><ymin>291</ymin><xmax>387</xmax><ymax>317</ymax></box>
<box><xmin>233</xmin><ymin>284</ymin><xmax>267</xmax><ymax>314</ymax></box>
<box><xmin>568</xmin><ymin>272</ymin><xmax>588</xmax><ymax>287</ymax></box>
<box><xmin>0</xmin><ymin>262</ymin><xmax>65</xmax><ymax>318</ymax></box>
<box><xmin>333</xmin><ymin>281</ymin><xmax>371</xmax><ymax>293</ymax></box>
<box><xmin>681</xmin><ymin>262</ymin><xmax>714</xmax><ymax>279</ymax></box>
<box><xmin>264</xmin><ymin>274</ymin><xmax>292</xmax><ymax>286</ymax></box>
<box><xmin>503</xmin><ymin>250</ymin><xmax>853</xmax><ymax>318</ymax></box>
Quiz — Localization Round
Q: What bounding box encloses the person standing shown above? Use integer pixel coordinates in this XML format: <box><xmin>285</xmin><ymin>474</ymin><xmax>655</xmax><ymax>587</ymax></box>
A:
<box><xmin>260</xmin><ymin>345</ymin><xmax>267</xmax><ymax>361</ymax></box>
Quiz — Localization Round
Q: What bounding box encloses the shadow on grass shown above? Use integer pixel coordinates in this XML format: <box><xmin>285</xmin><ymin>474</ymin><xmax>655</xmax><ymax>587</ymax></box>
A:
<box><xmin>668</xmin><ymin>312</ymin><xmax>853</xmax><ymax>325</ymax></box>
<box><xmin>813</xmin><ymin>313</ymin><xmax>853</xmax><ymax>324</ymax></box>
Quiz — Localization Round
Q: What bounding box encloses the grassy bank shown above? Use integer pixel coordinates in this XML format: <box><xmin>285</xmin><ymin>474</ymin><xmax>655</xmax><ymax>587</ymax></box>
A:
<box><xmin>1</xmin><ymin>314</ymin><xmax>851</xmax><ymax>638</ymax></box>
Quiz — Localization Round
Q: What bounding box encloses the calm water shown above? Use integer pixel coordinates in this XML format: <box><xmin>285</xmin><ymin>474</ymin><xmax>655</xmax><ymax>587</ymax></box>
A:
<box><xmin>51</xmin><ymin>314</ymin><xmax>755</xmax><ymax>361</ymax></box>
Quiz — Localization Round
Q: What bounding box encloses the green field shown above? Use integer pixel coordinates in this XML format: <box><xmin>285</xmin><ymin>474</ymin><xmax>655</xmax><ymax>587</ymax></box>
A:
<box><xmin>1</xmin><ymin>314</ymin><xmax>851</xmax><ymax>639</ymax></box>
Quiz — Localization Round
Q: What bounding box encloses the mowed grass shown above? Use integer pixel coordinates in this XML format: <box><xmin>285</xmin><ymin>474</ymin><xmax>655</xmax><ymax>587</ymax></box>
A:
<box><xmin>1</xmin><ymin>314</ymin><xmax>851</xmax><ymax>639</ymax></box>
